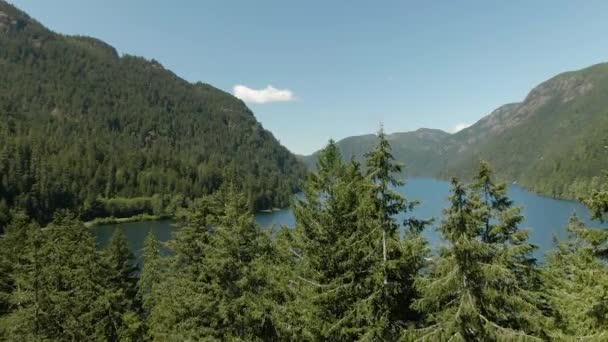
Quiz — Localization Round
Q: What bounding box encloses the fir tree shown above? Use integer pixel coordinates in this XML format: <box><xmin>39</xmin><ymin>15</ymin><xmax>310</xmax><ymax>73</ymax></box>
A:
<box><xmin>290</xmin><ymin>134</ymin><xmax>429</xmax><ymax>340</ymax></box>
<box><xmin>544</xmin><ymin>173</ymin><xmax>608</xmax><ymax>339</ymax></box>
<box><xmin>103</xmin><ymin>228</ymin><xmax>144</xmax><ymax>341</ymax></box>
<box><xmin>543</xmin><ymin>216</ymin><xmax>608</xmax><ymax>339</ymax></box>
<box><xmin>470</xmin><ymin>161</ymin><xmax>513</xmax><ymax>243</ymax></box>
<box><xmin>584</xmin><ymin>171</ymin><xmax>608</xmax><ymax>222</ymax></box>
<box><xmin>359</xmin><ymin>127</ymin><xmax>430</xmax><ymax>340</ymax></box>
<box><xmin>148</xmin><ymin>185</ymin><xmax>287</xmax><ymax>340</ymax></box>
<box><xmin>147</xmin><ymin>197</ymin><xmax>217</xmax><ymax>339</ymax></box>
<box><xmin>410</xmin><ymin>175</ymin><xmax>548</xmax><ymax>341</ymax></box>
<box><xmin>197</xmin><ymin>184</ymin><xmax>284</xmax><ymax>340</ymax></box>
<box><xmin>290</xmin><ymin>144</ymin><xmax>369</xmax><ymax>339</ymax></box>
<box><xmin>137</xmin><ymin>230</ymin><xmax>162</xmax><ymax>315</ymax></box>
<box><xmin>105</xmin><ymin>229</ymin><xmax>140</xmax><ymax>302</ymax></box>
<box><xmin>0</xmin><ymin>212</ymin><xmax>40</xmax><ymax>339</ymax></box>
<box><xmin>0</xmin><ymin>212</ymin><xmax>133</xmax><ymax>340</ymax></box>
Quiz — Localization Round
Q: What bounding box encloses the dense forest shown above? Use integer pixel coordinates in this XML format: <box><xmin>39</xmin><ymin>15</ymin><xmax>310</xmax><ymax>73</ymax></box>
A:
<box><xmin>1</xmin><ymin>131</ymin><xmax>607</xmax><ymax>341</ymax></box>
<box><xmin>0</xmin><ymin>1</ymin><xmax>305</xmax><ymax>228</ymax></box>
<box><xmin>301</xmin><ymin>63</ymin><xmax>608</xmax><ymax>201</ymax></box>
<box><xmin>2</xmin><ymin>2</ymin><xmax>608</xmax><ymax>341</ymax></box>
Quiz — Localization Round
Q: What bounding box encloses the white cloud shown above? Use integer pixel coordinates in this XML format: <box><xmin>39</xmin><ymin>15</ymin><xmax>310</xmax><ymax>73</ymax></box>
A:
<box><xmin>449</xmin><ymin>122</ymin><xmax>472</xmax><ymax>133</ymax></box>
<box><xmin>233</xmin><ymin>84</ymin><xmax>295</xmax><ymax>104</ymax></box>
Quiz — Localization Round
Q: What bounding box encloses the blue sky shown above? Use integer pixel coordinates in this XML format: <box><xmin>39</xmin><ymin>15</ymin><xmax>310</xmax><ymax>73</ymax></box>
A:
<box><xmin>11</xmin><ymin>0</ymin><xmax>608</xmax><ymax>154</ymax></box>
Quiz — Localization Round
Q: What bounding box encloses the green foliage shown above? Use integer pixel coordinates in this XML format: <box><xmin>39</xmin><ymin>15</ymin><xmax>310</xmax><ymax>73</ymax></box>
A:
<box><xmin>137</xmin><ymin>230</ymin><xmax>162</xmax><ymax>316</ymax></box>
<box><xmin>544</xmin><ymin>177</ymin><xmax>608</xmax><ymax>340</ymax></box>
<box><xmin>1</xmin><ymin>3</ymin><xmax>608</xmax><ymax>336</ymax></box>
<box><xmin>198</xmin><ymin>185</ymin><xmax>285</xmax><ymax>340</ymax></box>
<box><xmin>0</xmin><ymin>212</ymin><xmax>32</xmax><ymax>320</ymax></box>
<box><xmin>0</xmin><ymin>0</ymin><xmax>304</xmax><ymax>228</ymax></box>
<box><xmin>105</xmin><ymin>229</ymin><xmax>140</xmax><ymax>300</ymax></box>
<box><xmin>288</xmin><ymin>132</ymin><xmax>430</xmax><ymax>340</ymax></box>
<box><xmin>103</xmin><ymin>229</ymin><xmax>144</xmax><ymax>341</ymax></box>
<box><xmin>0</xmin><ymin>212</ymin><xmax>142</xmax><ymax>340</ymax></box>
<box><xmin>543</xmin><ymin>216</ymin><xmax>608</xmax><ymax>339</ymax></box>
<box><xmin>583</xmin><ymin>171</ymin><xmax>608</xmax><ymax>222</ymax></box>
<box><xmin>1</xmin><ymin>135</ymin><xmax>607</xmax><ymax>340</ymax></box>
<box><xmin>410</xmin><ymin>165</ymin><xmax>550</xmax><ymax>341</ymax></box>
<box><xmin>147</xmin><ymin>185</ymin><xmax>288</xmax><ymax>340</ymax></box>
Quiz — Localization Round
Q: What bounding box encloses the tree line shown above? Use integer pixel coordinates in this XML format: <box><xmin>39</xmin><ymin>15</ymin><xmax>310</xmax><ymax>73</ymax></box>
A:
<box><xmin>1</xmin><ymin>131</ymin><xmax>607</xmax><ymax>341</ymax></box>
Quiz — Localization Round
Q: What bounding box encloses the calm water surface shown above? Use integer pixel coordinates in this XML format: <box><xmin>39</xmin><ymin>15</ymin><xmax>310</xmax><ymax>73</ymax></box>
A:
<box><xmin>94</xmin><ymin>178</ymin><xmax>607</xmax><ymax>261</ymax></box>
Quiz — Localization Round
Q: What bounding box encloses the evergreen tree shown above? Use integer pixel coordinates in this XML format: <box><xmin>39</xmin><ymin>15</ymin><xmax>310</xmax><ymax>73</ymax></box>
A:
<box><xmin>290</xmin><ymin>143</ymin><xmax>369</xmax><ymax>339</ymax></box>
<box><xmin>410</xmin><ymin>175</ymin><xmax>549</xmax><ymax>341</ymax></box>
<box><xmin>290</xmin><ymin>133</ymin><xmax>429</xmax><ymax>340</ymax></box>
<box><xmin>0</xmin><ymin>212</ymin><xmax>131</xmax><ymax>340</ymax></box>
<box><xmin>584</xmin><ymin>171</ymin><xmax>608</xmax><ymax>222</ymax></box>
<box><xmin>543</xmin><ymin>216</ymin><xmax>608</xmax><ymax>339</ymax></box>
<box><xmin>148</xmin><ymin>185</ymin><xmax>287</xmax><ymax>340</ymax></box>
<box><xmin>544</xmin><ymin>174</ymin><xmax>608</xmax><ymax>339</ymax></box>
<box><xmin>103</xmin><ymin>229</ymin><xmax>143</xmax><ymax>341</ymax></box>
<box><xmin>0</xmin><ymin>212</ymin><xmax>39</xmax><ymax>340</ymax></box>
<box><xmin>105</xmin><ymin>229</ymin><xmax>140</xmax><ymax>302</ymax></box>
<box><xmin>359</xmin><ymin>127</ymin><xmax>430</xmax><ymax>340</ymax></box>
<box><xmin>147</xmin><ymin>197</ymin><xmax>216</xmax><ymax>339</ymax></box>
<box><xmin>197</xmin><ymin>184</ymin><xmax>284</xmax><ymax>340</ymax></box>
<box><xmin>470</xmin><ymin>161</ymin><xmax>513</xmax><ymax>243</ymax></box>
<box><xmin>137</xmin><ymin>230</ymin><xmax>162</xmax><ymax>315</ymax></box>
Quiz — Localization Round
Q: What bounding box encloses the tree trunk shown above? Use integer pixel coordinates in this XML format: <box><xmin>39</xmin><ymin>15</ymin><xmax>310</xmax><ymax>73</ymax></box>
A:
<box><xmin>383</xmin><ymin>229</ymin><xmax>387</xmax><ymax>285</ymax></box>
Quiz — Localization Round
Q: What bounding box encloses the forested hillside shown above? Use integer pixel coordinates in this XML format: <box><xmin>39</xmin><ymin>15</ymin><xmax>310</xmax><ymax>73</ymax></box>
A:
<box><xmin>299</xmin><ymin>128</ymin><xmax>450</xmax><ymax>175</ymax></box>
<box><xmin>303</xmin><ymin>63</ymin><xmax>608</xmax><ymax>200</ymax></box>
<box><xmin>2</xmin><ymin>132</ymin><xmax>607</xmax><ymax>340</ymax></box>
<box><xmin>0</xmin><ymin>1</ymin><xmax>305</xmax><ymax>227</ymax></box>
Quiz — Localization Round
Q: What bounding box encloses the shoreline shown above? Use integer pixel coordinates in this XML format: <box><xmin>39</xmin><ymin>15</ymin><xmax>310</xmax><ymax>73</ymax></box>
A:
<box><xmin>85</xmin><ymin>214</ymin><xmax>171</xmax><ymax>227</ymax></box>
<box><xmin>86</xmin><ymin>179</ymin><xmax>591</xmax><ymax>228</ymax></box>
<box><xmin>87</xmin><ymin>207</ymin><xmax>288</xmax><ymax>227</ymax></box>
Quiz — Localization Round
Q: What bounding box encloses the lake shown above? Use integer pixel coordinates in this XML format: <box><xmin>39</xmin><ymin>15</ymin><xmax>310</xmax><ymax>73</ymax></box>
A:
<box><xmin>94</xmin><ymin>178</ymin><xmax>607</xmax><ymax>261</ymax></box>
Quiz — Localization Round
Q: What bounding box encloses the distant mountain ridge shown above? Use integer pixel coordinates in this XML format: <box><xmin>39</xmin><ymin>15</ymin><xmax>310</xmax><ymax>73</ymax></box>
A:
<box><xmin>299</xmin><ymin>128</ymin><xmax>450</xmax><ymax>176</ymax></box>
<box><xmin>303</xmin><ymin>63</ymin><xmax>608</xmax><ymax>199</ymax></box>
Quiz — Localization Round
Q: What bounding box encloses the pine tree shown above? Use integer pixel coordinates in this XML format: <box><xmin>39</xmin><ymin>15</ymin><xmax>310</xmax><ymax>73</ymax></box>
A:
<box><xmin>103</xmin><ymin>228</ymin><xmax>143</xmax><ymax>341</ymax></box>
<box><xmin>471</xmin><ymin>163</ymin><xmax>548</xmax><ymax>335</ymax></box>
<box><xmin>470</xmin><ymin>161</ymin><xmax>513</xmax><ymax>243</ymax></box>
<box><xmin>358</xmin><ymin>127</ymin><xmax>430</xmax><ymax>340</ymax></box>
<box><xmin>197</xmin><ymin>184</ymin><xmax>284</xmax><ymax>340</ymax></box>
<box><xmin>148</xmin><ymin>185</ymin><xmax>287</xmax><ymax>340</ymax></box>
<box><xmin>0</xmin><ymin>212</ymin><xmax>40</xmax><ymax>340</ymax></box>
<box><xmin>290</xmin><ymin>133</ymin><xmax>429</xmax><ymax>340</ymax></box>
<box><xmin>410</xmin><ymin>175</ymin><xmax>548</xmax><ymax>341</ymax></box>
<box><xmin>584</xmin><ymin>170</ymin><xmax>608</xmax><ymax>222</ymax></box>
<box><xmin>544</xmin><ymin>173</ymin><xmax>608</xmax><ymax>339</ymax></box>
<box><xmin>543</xmin><ymin>216</ymin><xmax>608</xmax><ymax>339</ymax></box>
<box><xmin>147</xmin><ymin>197</ymin><xmax>217</xmax><ymax>339</ymax></box>
<box><xmin>105</xmin><ymin>229</ymin><xmax>139</xmax><ymax>302</ymax></box>
<box><xmin>290</xmin><ymin>144</ymin><xmax>369</xmax><ymax>339</ymax></box>
<box><xmin>0</xmin><ymin>212</ymin><xmax>130</xmax><ymax>340</ymax></box>
<box><xmin>137</xmin><ymin>230</ymin><xmax>162</xmax><ymax>315</ymax></box>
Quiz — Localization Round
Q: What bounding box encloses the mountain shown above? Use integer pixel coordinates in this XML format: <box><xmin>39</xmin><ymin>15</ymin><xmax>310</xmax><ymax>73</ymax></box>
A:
<box><xmin>304</xmin><ymin>63</ymin><xmax>608</xmax><ymax>199</ymax></box>
<box><xmin>300</xmin><ymin>128</ymin><xmax>451</xmax><ymax>176</ymax></box>
<box><xmin>0</xmin><ymin>1</ymin><xmax>305</xmax><ymax>225</ymax></box>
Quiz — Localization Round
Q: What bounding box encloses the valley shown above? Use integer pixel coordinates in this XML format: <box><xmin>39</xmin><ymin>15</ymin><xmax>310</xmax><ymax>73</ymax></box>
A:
<box><xmin>1</xmin><ymin>1</ymin><xmax>608</xmax><ymax>340</ymax></box>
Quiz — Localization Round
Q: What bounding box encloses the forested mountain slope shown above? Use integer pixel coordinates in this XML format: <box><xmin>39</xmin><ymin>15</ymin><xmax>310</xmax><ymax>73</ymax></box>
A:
<box><xmin>442</xmin><ymin>63</ymin><xmax>608</xmax><ymax>198</ymax></box>
<box><xmin>300</xmin><ymin>128</ymin><xmax>450</xmax><ymax>175</ymax></box>
<box><xmin>0</xmin><ymin>1</ymin><xmax>305</xmax><ymax>226</ymax></box>
<box><xmin>304</xmin><ymin>63</ymin><xmax>608</xmax><ymax>199</ymax></box>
